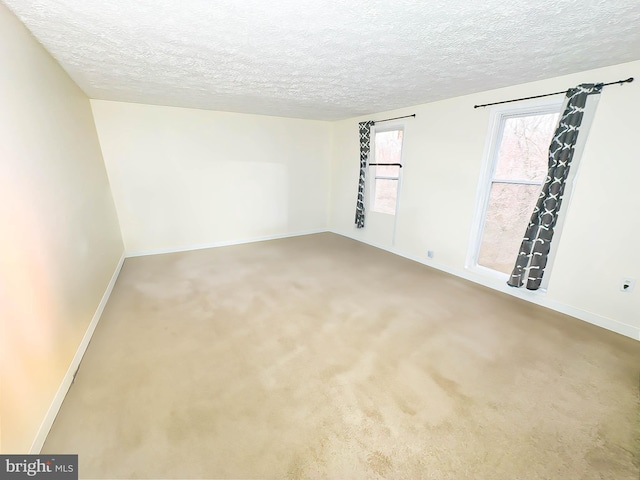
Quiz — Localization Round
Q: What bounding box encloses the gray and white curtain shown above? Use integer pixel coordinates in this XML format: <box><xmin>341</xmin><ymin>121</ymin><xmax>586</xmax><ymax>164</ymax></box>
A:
<box><xmin>508</xmin><ymin>83</ymin><xmax>602</xmax><ymax>290</ymax></box>
<box><xmin>355</xmin><ymin>120</ymin><xmax>374</xmax><ymax>228</ymax></box>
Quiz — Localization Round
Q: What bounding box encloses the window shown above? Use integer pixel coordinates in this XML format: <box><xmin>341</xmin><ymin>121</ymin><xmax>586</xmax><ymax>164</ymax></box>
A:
<box><xmin>370</xmin><ymin>128</ymin><xmax>403</xmax><ymax>215</ymax></box>
<box><xmin>469</xmin><ymin>91</ymin><xmax>600</xmax><ymax>289</ymax></box>
<box><xmin>470</xmin><ymin>101</ymin><xmax>563</xmax><ymax>277</ymax></box>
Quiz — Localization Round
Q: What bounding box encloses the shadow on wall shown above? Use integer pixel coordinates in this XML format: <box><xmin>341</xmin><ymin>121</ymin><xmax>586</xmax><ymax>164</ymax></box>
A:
<box><xmin>0</xmin><ymin>175</ymin><xmax>73</xmax><ymax>452</ymax></box>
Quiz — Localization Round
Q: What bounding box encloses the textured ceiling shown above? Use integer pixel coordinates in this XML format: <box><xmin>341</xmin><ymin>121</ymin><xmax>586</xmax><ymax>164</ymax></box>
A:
<box><xmin>4</xmin><ymin>0</ymin><xmax>640</xmax><ymax>120</ymax></box>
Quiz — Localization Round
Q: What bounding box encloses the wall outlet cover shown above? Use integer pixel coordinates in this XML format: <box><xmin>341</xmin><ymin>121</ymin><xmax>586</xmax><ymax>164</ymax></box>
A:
<box><xmin>620</xmin><ymin>278</ymin><xmax>636</xmax><ymax>292</ymax></box>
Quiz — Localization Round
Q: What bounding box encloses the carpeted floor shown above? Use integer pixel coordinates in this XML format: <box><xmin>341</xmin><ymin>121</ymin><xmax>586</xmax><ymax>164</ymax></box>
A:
<box><xmin>43</xmin><ymin>233</ymin><xmax>640</xmax><ymax>479</ymax></box>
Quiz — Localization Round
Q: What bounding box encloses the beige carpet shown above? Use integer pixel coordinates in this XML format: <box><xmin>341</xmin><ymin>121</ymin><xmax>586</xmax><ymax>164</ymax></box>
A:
<box><xmin>43</xmin><ymin>233</ymin><xmax>640</xmax><ymax>479</ymax></box>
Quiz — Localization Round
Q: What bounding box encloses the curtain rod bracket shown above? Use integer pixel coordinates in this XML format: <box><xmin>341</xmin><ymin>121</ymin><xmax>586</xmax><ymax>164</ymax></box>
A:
<box><xmin>617</xmin><ymin>77</ymin><xmax>634</xmax><ymax>85</ymax></box>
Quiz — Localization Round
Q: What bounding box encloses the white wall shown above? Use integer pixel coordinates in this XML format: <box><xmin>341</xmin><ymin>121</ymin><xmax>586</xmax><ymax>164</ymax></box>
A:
<box><xmin>92</xmin><ymin>101</ymin><xmax>332</xmax><ymax>254</ymax></box>
<box><xmin>330</xmin><ymin>60</ymin><xmax>640</xmax><ymax>339</ymax></box>
<box><xmin>0</xmin><ymin>4</ymin><xmax>124</xmax><ymax>452</ymax></box>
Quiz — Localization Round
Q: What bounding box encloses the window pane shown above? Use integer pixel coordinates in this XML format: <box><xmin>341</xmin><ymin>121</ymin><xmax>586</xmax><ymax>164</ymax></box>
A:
<box><xmin>374</xmin><ymin>130</ymin><xmax>403</xmax><ymax>174</ymax></box>
<box><xmin>494</xmin><ymin>113</ymin><xmax>559</xmax><ymax>181</ymax></box>
<box><xmin>373</xmin><ymin>179</ymin><xmax>398</xmax><ymax>215</ymax></box>
<box><xmin>478</xmin><ymin>182</ymin><xmax>541</xmax><ymax>275</ymax></box>
<box><xmin>371</xmin><ymin>129</ymin><xmax>403</xmax><ymax>215</ymax></box>
<box><xmin>375</xmin><ymin>165</ymin><xmax>400</xmax><ymax>177</ymax></box>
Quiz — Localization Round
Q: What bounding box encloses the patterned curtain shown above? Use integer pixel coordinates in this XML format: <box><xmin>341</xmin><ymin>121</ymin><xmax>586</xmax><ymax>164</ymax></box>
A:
<box><xmin>507</xmin><ymin>83</ymin><xmax>602</xmax><ymax>290</ymax></box>
<box><xmin>355</xmin><ymin>120</ymin><xmax>374</xmax><ymax>228</ymax></box>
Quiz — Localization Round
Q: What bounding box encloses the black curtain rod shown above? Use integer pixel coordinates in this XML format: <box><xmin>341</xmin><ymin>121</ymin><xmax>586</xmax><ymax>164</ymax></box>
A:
<box><xmin>373</xmin><ymin>114</ymin><xmax>416</xmax><ymax>123</ymax></box>
<box><xmin>473</xmin><ymin>77</ymin><xmax>634</xmax><ymax>109</ymax></box>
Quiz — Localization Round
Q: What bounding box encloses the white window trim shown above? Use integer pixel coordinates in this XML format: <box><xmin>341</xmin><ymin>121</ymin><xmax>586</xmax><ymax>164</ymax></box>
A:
<box><xmin>466</xmin><ymin>96</ymin><xmax>578</xmax><ymax>292</ymax></box>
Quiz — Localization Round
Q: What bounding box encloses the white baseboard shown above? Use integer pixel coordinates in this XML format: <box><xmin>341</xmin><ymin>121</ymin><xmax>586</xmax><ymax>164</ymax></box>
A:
<box><xmin>331</xmin><ymin>229</ymin><xmax>640</xmax><ymax>342</ymax></box>
<box><xmin>29</xmin><ymin>252</ymin><xmax>127</xmax><ymax>453</ymax></box>
<box><xmin>125</xmin><ymin>229</ymin><xmax>328</xmax><ymax>258</ymax></box>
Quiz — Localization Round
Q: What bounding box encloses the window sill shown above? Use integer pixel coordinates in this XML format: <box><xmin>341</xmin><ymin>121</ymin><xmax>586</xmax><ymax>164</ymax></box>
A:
<box><xmin>465</xmin><ymin>264</ymin><xmax>548</xmax><ymax>297</ymax></box>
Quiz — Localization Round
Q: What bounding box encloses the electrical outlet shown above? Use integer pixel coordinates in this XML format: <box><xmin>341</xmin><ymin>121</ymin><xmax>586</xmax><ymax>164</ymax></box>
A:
<box><xmin>620</xmin><ymin>278</ymin><xmax>635</xmax><ymax>292</ymax></box>
<box><xmin>427</xmin><ymin>250</ymin><xmax>434</xmax><ymax>259</ymax></box>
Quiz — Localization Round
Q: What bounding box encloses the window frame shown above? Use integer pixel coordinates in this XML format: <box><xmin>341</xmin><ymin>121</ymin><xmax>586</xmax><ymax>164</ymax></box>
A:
<box><xmin>368</xmin><ymin>124</ymin><xmax>405</xmax><ymax>217</ymax></box>
<box><xmin>467</xmin><ymin>97</ymin><xmax>565</xmax><ymax>288</ymax></box>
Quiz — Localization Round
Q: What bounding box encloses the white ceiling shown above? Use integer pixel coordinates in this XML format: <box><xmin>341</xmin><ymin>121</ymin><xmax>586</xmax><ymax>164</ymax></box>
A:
<box><xmin>4</xmin><ymin>0</ymin><xmax>640</xmax><ymax>120</ymax></box>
